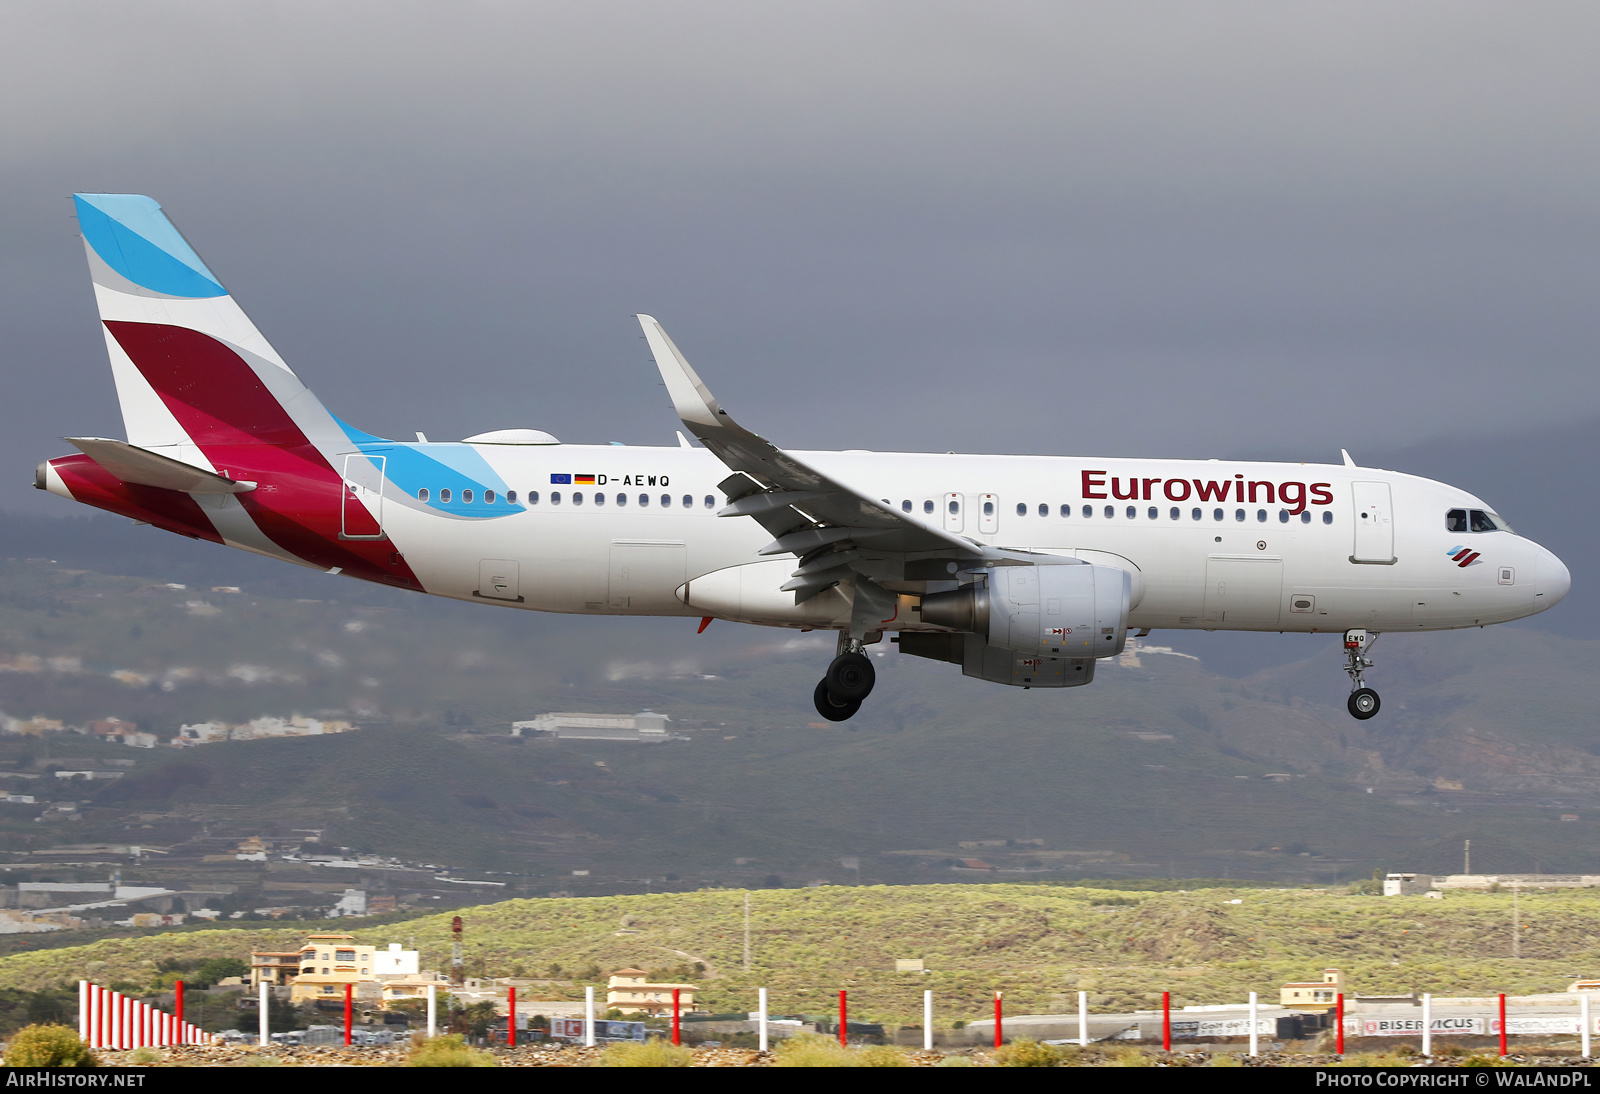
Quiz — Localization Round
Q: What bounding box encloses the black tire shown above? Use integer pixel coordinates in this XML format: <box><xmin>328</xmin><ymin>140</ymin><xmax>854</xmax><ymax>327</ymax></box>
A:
<box><xmin>1348</xmin><ymin>688</ymin><xmax>1380</xmax><ymax>720</ymax></box>
<box><xmin>813</xmin><ymin>680</ymin><xmax>861</xmax><ymax>722</ymax></box>
<box><xmin>825</xmin><ymin>652</ymin><xmax>876</xmax><ymax>702</ymax></box>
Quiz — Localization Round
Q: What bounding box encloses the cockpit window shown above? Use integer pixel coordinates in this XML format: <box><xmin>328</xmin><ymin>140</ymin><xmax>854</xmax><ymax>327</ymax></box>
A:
<box><xmin>1451</xmin><ymin>508</ymin><xmax>1512</xmax><ymax>534</ymax></box>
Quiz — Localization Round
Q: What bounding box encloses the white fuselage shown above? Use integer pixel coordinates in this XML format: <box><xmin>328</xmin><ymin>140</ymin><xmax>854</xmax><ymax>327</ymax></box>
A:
<box><xmin>374</xmin><ymin>443</ymin><xmax>1568</xmax><ymax>635</ymax></box>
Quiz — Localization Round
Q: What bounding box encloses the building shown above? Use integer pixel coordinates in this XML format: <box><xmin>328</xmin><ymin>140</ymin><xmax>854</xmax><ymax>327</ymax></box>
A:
<box><xmin>380</xmin><ymin>974</ymin><xmax>452</xmax><ymax>1008</ymax></box>
<box><xmin>1383</xmin><ymin>873</ymin><xmax>1436</xmax><ymax>896</ymax></box>
<box><xmin>512</xmin><ymin>711</ymin><xmax>681</xmax><ymax>743</ymax></box>
<box><xmin>250</xmin><ymin>949</ymin><xmax>302</xmax><ymax>987</ymax></box>
<box><xmin>285</xmin><ymin>932</ymin><xmax>376</xmax><ymax>1004</ymax></box>
<box><xmin>1281</xmin><ymin>968</ymin><xmax>1344</xmax><ymax>1011</ymax></box>
<box><xmin>605</xmin><ymin>968</ymin><xmax>699</xmax><ymax>1015</ymax></box>
<box><xmin>255</xmin><ymin>933</ymin><xmax>422</xmax><ymax>1000</ymax></box>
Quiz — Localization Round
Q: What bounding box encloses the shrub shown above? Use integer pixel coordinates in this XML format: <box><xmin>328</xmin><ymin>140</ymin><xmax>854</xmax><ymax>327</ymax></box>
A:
<box><xmin>4</xmin><ymin>1025</ymin><xmax>98</xmax><ymax>1068</ymax></box>
<box><xmin>995</xmin><ymin>1038</ymin><xmax>1063</xmax><ymax>1067</ymax></box>
<box><xmin>598</xmin><ymin>1040</ymin><xmax>694</xmax><ymax>1067</ymax></box>
<box><xmin>405</xmin><ymin>1034</ymin><xmax>497</xmax><ymax>1067</ymax></box>
<box><xmin>773</xmin><ymin>1034</ymin><xmax>858</xmax><ymax>1067</ymax></box>
<box><xmin>855</xmin><ymin>1044</ymin><xmax>912</xmax><ymax>1067</ymax></box>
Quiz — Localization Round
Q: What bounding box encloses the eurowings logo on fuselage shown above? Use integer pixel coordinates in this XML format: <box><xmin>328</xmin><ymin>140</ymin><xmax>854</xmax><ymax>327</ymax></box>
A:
<box><xmin>1447</xmin><ymin>545</ymin><xmax>1483</xmax><ymax>568</ymax></box>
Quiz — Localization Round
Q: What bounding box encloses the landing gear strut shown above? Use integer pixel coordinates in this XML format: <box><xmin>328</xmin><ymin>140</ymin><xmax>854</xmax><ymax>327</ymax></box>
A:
<box><xmin>813</xmin><ymin>634</ymin><xmax>877</xmax><ymax>721</ymax></box>
<box><xmin>1343</xmin><ymin>629</ymin><xmax>1381</xmax><ymax>720</ymax></box>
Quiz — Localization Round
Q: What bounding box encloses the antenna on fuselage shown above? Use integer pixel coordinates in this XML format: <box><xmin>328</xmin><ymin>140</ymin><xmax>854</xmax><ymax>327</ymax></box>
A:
<box><xmin>1340</xmin><ymin>449</ymin><xmax>1357</xmax><ymax>467</ymax></box>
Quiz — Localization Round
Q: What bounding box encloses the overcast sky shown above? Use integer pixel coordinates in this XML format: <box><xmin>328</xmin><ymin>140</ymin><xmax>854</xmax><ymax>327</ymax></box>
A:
<box><xmin>5</xmin><ymin>2</ymin><xmax>1598</xmax><ymax>509</ymax></box>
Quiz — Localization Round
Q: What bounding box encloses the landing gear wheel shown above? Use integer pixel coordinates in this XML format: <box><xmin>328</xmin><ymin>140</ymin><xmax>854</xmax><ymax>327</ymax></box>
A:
<box><xmin>825</xmin><ymin>652</ymin><xmax>876</xmax><ymax>702</ymax></box>
<box><xmin>813</xmin><ymin>680</ymin><xmax>861</xmax><ymax>722</ymax></box>
<box><xmin>1348</xmin><ymin>688</ymin><xmax>1380</xmax><ymax>720</ymax></box>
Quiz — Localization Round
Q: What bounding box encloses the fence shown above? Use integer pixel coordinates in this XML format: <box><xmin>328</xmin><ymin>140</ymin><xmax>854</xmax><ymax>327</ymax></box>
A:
<box><xmin>77</xmin><ymin>980</ymin><xmax>209</xmax><ymax>1050</ymax></box>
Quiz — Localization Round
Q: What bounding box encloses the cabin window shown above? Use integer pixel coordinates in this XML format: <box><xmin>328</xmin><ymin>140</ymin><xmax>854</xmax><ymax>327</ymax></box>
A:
<box><xmin>440</xmin><ymin>488</ymin><xmax>452</xmax><ymax>503</ymax></box>
<box><xmin>1191</xmin><ymin>508</ymin><xmax>1202</xmax><ymax>520</ymax></box>
<box><xmin>593</xmin><ymin>492</ymin><xmax>605</xmax><ymax>506</ymax></box>
<box><xmin>924</xmin><ymin>500</ymin><xmax>935</xmax><ymax>514</ymax></box>
<box><xmin>527</xmin><ymin>491</ymin><xmax>538</xmax><ymax>505</ymax></box>
<box><xmin>1322</xmin><ymin>512</ymin><xmax>1332</xmax><ymax>524</ymax></box>
<box><xmin>1278</xmin><ymin>509</ymin><xmax>1289</xmax><ymax>523</ymax></box>
<box><xmin>550</xmin><ymin>491</ymin><xmax>560</xmax><ymax>504</ymax></box>
<box><xmin>1083</xmin><ymin>505</ymin><xmax>1093</xmax><ymax>518</ymax></box>
<box><xmin>1170</xmin><ymin>507</ymin><xmax>1180</xmax><ymax>520</ymax></box>
<box><xmin>902</xmin><ymin>500</ymin><xmax>912</xmax><ymax>513</ymax></box>
<box><xmin>615</xmin><ymin>493</ymin><xmax>626</xmax><ymax>506</ymax></box>
<box><xmin>639</xmin><ymin>494</ymin><xmax>649</xmax><ymax>507</ymax></box>
<box><xmin>1212</xmin><ymin>508</ymin><xmax>1223</xmax><ymax>521</ymax></box>
<box><xmin>1039</xmin><ymin>503</ymin><xmax>1049</xmax><ymax>517</ymax></box>
<box><xmin>682</xmin><ymin>495</ymin><xmax>692</xmax><ymax>508</ymax></box>
<box><xmin>1060</xmin><ymin>504</ymin><xmax>1071</xmax><ymax>517</ymax></box>
<box><xmin>1257</xmin><ymin>509</ymin><xmax>1267</xmax><ymax>522</ymax></box>
<box><xmin>949</xmin><ymin>500</ymin><xmax>960</xmax><ymax>515</ymax></box>
<box><xmin>660</xmin><ymin>494</ymin><xmax>671</xmax><ymax>508</ymax></box>
<box><xmin>704</xmin><ymin>495</ymin><xmax>715</xmax><ymax>508</ymax></box>
<box><xmin>1234</xmin><ymin>508</ymin><xmax>1245</xmax><ymax>521</ymax></box>
<box><xmin>1147</xmin><ymin>507</ymin><xmax>1157</xmax><ymax>519</ymax></box>
<box><xmin>484</xmin><ymin>489</ymin><xmax>496</xmax><ymax>503</ymax></box>
<box><xmin>573</xmin><ymin>492</ymin><xmax>584</xmax><ymax>505</ymax></box>
<box><xmin>1126</xmin><ymin>506</ymin><xmax>1136</xmax><ymax>519</ymax></box>
<box><xmin>417</xmin><ymin>488</ymin><xmax>430</xmax><ymax>502</ymax></box>
<box><xmin>983</xmin><ymin>500</ymin><xmax>995</xmax><ymax>517</ymax></box>
<box><xmin>1103</xmin><ymin>505</ymin><xmax>1114</xmax><ymax>519</ymax></box>
<box><xmin>1300</xmin><ymin>511</ymin><xmax>1309</xmax><ymax>523</ymax></box>
<box><xmin>506</xmin><ymin>490</ymin><xmax>517</xmax><ymax>504</ymax></box>
<box><xmin>462</xmin><ymin>489</ymin><xmax>474</xmax><ymax>503</ymax></box>
<box><xmin>1015</xmin><ymin>502</ymin><xmax>1025</xmax><ymax>517</ymax></box>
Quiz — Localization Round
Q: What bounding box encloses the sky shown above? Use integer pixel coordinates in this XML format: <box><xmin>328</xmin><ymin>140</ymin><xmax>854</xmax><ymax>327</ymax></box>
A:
<box><xmin>2</xmin><ymin>4</ymin><xmax>1596</xmax><ymax>607</ymax></box>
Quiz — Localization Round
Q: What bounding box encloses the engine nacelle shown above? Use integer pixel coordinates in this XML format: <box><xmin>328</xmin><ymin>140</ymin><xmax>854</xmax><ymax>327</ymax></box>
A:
<box><xmin>911</xmin><ymin>562</ymin><xmax>1131</xmax><ymax>688</ymax></box>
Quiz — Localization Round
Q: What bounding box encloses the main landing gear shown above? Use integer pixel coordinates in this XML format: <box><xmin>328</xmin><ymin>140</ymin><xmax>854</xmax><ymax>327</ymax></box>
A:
<box><xmin>1343</xmin><ymin>628</ymin><xmax>1381</xmax><ymax>720</ymax></box>
<box><xmin>813</xmin><ymin>634</ymin><xmax>877</xmax><ymax>722</ymax></box>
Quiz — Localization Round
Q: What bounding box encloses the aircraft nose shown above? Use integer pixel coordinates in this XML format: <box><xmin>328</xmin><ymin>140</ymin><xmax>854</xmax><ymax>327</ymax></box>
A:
<box><xmin>1534</xmin><ymin>545</ymin><xmax>1571</xmax><ymax>612</ymax></box>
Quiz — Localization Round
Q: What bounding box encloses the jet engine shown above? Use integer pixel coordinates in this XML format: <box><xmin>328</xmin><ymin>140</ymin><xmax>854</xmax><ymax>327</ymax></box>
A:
<box><xmin>902</xmin><ymin>562</ymin><xmax>1131</xmax><ymax>687</ymax></box>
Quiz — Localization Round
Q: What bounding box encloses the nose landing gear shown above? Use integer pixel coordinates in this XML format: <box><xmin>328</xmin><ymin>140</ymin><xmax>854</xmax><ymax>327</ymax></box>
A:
<box><xmin>813</xmin><ymin>633</ymin><xmax>877</xmax><ymax>721</ymax></box>
<box><xmin>1343</xmin><ymin>629</ymin><xmax>1381</xmax><ymax>720</ymax></box>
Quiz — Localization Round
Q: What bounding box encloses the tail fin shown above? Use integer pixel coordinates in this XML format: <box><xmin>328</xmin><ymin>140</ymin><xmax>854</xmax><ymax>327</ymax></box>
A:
<box><xmin>73</xmin><ymin>194</ymin><xmax>355</xmax><ymax>453</ymax></box>
<box><xmin>60</xmin><ymin>195</ymin><xmax>419</xmax><ymax>590</ymax></box>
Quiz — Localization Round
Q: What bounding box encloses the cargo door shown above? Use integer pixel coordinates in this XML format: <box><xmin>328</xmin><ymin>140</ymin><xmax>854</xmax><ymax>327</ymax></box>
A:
<box><xmin>608</xmin><ymin>539</ymin><xmax>688</xmax><ymax>610</ymax></box>
<box><xmin>1203</xmin><ymin>555</ymin><xmax>1284</xmax><ymax>628</ymax></box>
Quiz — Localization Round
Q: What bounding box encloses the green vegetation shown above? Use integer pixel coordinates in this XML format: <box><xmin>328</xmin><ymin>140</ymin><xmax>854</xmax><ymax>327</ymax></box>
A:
<box><xmin>3</xmin><ymin>1024</ymin><xmax>98</xmax><ymax>1067</ymax></box>
<box><xmin>2</xmin><ymin>883</ymin><xmax>1599</xmax><ymax>1029</ymax></box>
<box><xmin>597</xmin><ymin>1039</ymin><xmax>695</xmax><ymax>1066</ymax></box>
<box><xmin>405</xmin><ymin>1034</ymin><xmax>497</xmax><ymax>1067</ymax></box>
<box><xmin>995</xmin><ymin>1038</ymin><xmax>1065</xmax><ymax>1066</ymax></box>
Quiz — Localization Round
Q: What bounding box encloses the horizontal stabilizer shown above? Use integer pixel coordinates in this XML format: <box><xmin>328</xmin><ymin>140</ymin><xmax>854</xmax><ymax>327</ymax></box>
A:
<box><xmin>66</xmin><ymin>437</ymin><xmax>257</xmax><ymax>494</ymax></box>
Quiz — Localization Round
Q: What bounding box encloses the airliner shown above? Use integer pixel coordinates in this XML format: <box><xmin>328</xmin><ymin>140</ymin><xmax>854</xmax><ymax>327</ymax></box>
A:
<box><xmin>37</xmin><ymin>195</ymin><xmax>1571</xmax><ymax>722</ymax></box>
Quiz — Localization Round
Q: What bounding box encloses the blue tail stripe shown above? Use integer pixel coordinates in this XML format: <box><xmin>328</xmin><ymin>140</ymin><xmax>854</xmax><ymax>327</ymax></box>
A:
<box><xmin>73</xmin><ymin>194</ymin><xmax>225</xmax><ymax>299</ymax></box>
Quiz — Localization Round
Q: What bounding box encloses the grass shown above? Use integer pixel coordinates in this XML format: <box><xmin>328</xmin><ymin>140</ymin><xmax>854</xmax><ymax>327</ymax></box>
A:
<box><xmin>5</xmin><ymin>883</ymin><xmax>1600</xmax><ymax>1026</ymax></box>
<box><xmin>597</xmin><ymin>1040</ymin><xmax>695</xmax><ymax>1067</ymax></box>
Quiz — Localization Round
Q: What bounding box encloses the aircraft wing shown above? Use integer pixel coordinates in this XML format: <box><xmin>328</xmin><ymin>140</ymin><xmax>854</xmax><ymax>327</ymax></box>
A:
<box><xmin>638</xmin><ymin>316</ymin><xmax>989</xmax><ymax>616</ymax></box>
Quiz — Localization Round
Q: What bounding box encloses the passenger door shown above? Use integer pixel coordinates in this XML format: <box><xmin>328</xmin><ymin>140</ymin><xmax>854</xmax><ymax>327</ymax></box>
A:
<box><xmin>1351</xmin><ymin>481</ymin><xmax>1396</xmax><ymax>564</ymax></box>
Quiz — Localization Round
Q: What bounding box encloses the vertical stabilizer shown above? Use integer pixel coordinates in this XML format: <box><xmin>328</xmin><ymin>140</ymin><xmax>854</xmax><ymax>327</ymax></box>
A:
<box><xmin>72</xmin><ymin>194</ymin><xmax>348</xmax><ymax>455</ymax></box>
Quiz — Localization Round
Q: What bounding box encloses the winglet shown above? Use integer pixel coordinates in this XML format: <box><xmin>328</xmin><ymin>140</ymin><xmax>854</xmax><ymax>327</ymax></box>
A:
<box><xmin>637</xmin><ymin>315</ymin><xmax>726</xmax><ymax>433</ymax></box>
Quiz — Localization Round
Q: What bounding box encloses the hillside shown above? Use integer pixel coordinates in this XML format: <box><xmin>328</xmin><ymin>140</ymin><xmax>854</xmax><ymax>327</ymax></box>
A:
<box><xmin>3</xmin><ymin>884</ymin><xmax>1599</xmax><ymax>1025</ymax></box>
<box><xmin>0</xmin><ymin>551</ymin><xmax>1596</xmax><ymax>891</ymax></box>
